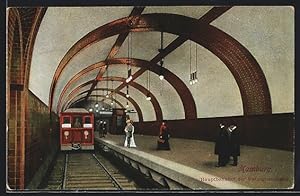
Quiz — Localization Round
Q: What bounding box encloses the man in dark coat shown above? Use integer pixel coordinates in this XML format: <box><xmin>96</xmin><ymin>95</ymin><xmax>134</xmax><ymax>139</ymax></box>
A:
<box><xmin>96</xmin><ymin>120</ymin><xmax>103</xmax><ymax>137</ymax></box>
<box><xmin>215</xmin><ymin>123</ymin><xmax>230</xmax><ymax>167</ymax></box>
<box><xmin>228</xmin><ymin>125</ymin><xmax>240</xmax><ymax>166</ymax></box>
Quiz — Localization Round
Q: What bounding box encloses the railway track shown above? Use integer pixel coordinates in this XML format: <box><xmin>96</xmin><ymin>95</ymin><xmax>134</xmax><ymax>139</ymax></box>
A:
<box><xmin>42</xmin><ymin>152</ymin><xmax>139</xmax><ymax>190</ymax></box>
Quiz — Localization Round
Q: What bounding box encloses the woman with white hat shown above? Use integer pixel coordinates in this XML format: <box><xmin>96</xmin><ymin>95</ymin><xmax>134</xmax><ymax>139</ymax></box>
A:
<box><xmin>124</xmin><ymin>119</ymin><xmax>136</xmax><ymax>148</ymax></box>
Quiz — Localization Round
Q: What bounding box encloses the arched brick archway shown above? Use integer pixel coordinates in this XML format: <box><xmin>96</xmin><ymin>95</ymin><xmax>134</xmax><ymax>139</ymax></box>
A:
<box><xmin>7</xmin><ymin>8</ymin><xmax>47</xmax><ymax>190</ymax></box>
<box><xmin>7</xmin><ymin>9</ymin><xmax>26</xmax><ymax>190</ymax></box>
<box><xmin>62</xmin><ymin>81</ymin><xmax>144</xmax><ymax>122</ymax></box>
<box><xmin>55</xmin><ymin>58</ymin><xmax>195</xmax><ymax>120</ymax></box>
<box><xmin>49</xmin><ymin>13</ymin><xmax>271</xmax><ymax>117</ymax></box>
<box><xmin>61</xmin><ymin>75</ymin><xmax>162</xmax><ymax>121</ymax></box>
<box><xmin>56</xmin><ymin>59</ymin><xmax>193</xmax><ymax>121</ymax></box>
<box><xmin>65</xmin><ymin>89</ymin><xmax>143</xmax><ymax>122</ymax></box>
<box><xmin>69</xmin><ymin>94</ymin><xmax>125</xmax><ymax>109</ymax></box>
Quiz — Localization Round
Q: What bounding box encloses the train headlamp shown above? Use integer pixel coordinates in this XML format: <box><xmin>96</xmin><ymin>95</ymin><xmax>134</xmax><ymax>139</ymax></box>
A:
<box><xmin>64</xmin><ymin>131</ymin><xmax>69</xmax><ymax>139</ymax></box>
<box><xmin>84</xmin><ymin>130</ymin><xmax>89</xmax><ymax>139</ymax></box>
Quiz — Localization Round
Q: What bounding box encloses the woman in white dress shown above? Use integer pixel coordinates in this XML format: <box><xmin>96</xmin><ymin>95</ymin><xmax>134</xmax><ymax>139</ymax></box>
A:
<box><xmin>124</xmin><ymin>120</ymin><xmax>137</xmax><ymax>148</ymax></box>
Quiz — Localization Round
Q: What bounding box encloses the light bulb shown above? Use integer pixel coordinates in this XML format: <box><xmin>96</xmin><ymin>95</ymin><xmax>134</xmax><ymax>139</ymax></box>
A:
<box><xmin>95</xmin><ymin>103</ymin><xmax>99</xmax><ymax>107</ymax></box>
<box><xmin>111</xmin><ymin>102</ymin><xmax>113</xmax><ymax>105</ymax></box>
<box><xmin>195</xmin><ymin>78</ymin><xmax>198</xmax><ymax>83</ymax></box>
<box><xmin>96</xmin><ymin>109</ymin><xmax>99</xmax><ymax>113</ymax></box>
<box><xmin>89</xmin><ymin>108</ymin><xmax>93</xmax><ymax>112</ymax></box>
<box><xmin>192</xmin><ymin>80</ymin><xmax>195</xmax><ymax>85</ymax></box>
<box><xmin>106</xmin><ymin>94</ymin><xmax>109</xmax><ymax>98</ymax></box>
<box><xmin>126</xmin><ymin>104</ymin><xmax>129</xmax><ymax>108</ymax></box>
<box><xmin>126</xmin><ymin>76</ymin><xmax>132</xmax><ymax>83</ymax></box>
<box><xmin>101</xmin><ymin>107</ymin><xmax>105</xmax><ymax>110</ymax></box>
<box><xmin>189</xmin><ymin>80</ymin><xmax>193</xmax><ymax>85</ymax></box>
<box><xmin>126</xmin><ymin>94</ymin><xmax>130</xmax><ymax>98</ymax></box>
<box><xmin>146</xmin><ymin>96</ymin><xmax>151</xmax><ymax>101</ymax></box>
<box><xmin>159</xmin><ymin>75</ymin><xmax>164</xmax><ymax>80</ymax></box>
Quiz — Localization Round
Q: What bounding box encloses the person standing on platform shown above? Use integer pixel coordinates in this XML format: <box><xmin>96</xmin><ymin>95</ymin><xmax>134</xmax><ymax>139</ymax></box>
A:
<box><xmin>215</xmin><ymin>123</ymin><xmax>230</xmax><ymax>167</ymax></box>
<box><xmin>157</xmin><ymin>122</ymin><xmax>171</xmax><ymax>150</ymax></box>
<box><xmin>95</xmin><ymin>120</ymin><xmax>100</xmax><ymax>137</ymax></box>
<box><xmin>73</xmin><ymin>118</ymin><xmax>82</xmax><ymax>128</ymax></box>
<box><xmin>228</xmin><ymin>124</ymin><xmax>240</xmax><ymax>166</ymax></box>
<box><xmin>99</xmin><ymin>120</ymin><xmax>104</xmax><ymax>137</ymax></box>
<box><xmin>102</xmin><ymin>121</ymin><xmax>106</xmax><ymax>137</ymax></box>
<box><xmin>124</xmin><ymin>119</ymin><xmax>137</xmax><ymax>148</ymax></box>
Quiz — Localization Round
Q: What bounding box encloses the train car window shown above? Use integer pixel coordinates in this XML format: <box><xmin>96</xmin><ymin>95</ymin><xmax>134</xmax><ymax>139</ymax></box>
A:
<box><xmin>73</xmin><ymin>117</ymin><xmax>82</xmax><ymax>128</ymax></box>
<box><xmin>83</xmin><ymin>116</ymin><xmax>93</xmax><ymax>128</ymax></box>
<box><xmin>61</xmin><ymin>116</ymin><xmax>71</xmax><ymax>128</ymax></box>
<box><xmin>63</xmin><ymin>117</ymin><xmax>70</xmax><ymax>124</ymax></box>
<box><xmin>84</xmin><ymin>117</ymin><xmax>91</xmax><ymax>124</ymax></box>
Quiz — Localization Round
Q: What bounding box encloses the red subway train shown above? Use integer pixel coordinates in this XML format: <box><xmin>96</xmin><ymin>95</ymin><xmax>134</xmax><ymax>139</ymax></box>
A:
<box><xmin>60</xmin><ymin>108</ymin><xmax>94</xmax><ymax>151</ymax></box>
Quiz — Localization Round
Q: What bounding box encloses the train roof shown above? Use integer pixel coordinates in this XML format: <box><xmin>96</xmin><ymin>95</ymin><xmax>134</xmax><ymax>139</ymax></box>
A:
<box><xmin>62</xmin><ymin>108</ymin><xmax>89</xmax><ymax>113</ymax></box>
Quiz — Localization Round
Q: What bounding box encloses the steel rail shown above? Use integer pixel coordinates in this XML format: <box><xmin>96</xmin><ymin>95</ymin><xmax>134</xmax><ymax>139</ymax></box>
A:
<box><xmin>92</xmin><ymin>153</ymin><xmax>123</xmax><ymax>190</ymax></box>
<box><xmin>62</xmin><ymin>153</ymin><xmax>68</xmax><ymax>189</ymax></box>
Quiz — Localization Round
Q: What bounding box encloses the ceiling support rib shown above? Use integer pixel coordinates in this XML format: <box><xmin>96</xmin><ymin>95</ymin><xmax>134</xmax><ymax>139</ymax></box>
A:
<box><xmin>57</xmin><ymin>58</ymin><xmax>193</xmax><ymax>121</ymax></box>
<box><xmin>84</xmin><ymin>6</ymin><xmax>145</xmax><ymax>101</ymax></box>
<box><xmin>50</xmin><ymin>7</ymin><xmax>230</xmax><ymax>118</ymax></box>
<box><xmin>66</xmin><ymin>87</ymin><xmax>144</xmax><ymax>122</ymax></box>
<box><xmin>70</xmin><ymin>94</ymin><xmax>125</xmax><ymax>109</ymax></box>
<box><xmin>61</xmin><ymin>76</ymin><xmax>162</xmax><ymax>121</ymax></box>
<box><xmin>51</xmin><ymin>7</ymin><xmax>271</xmax><ymax>117</ymax></box>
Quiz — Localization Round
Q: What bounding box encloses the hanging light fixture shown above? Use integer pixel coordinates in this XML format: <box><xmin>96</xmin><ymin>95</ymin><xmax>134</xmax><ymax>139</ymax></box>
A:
<box><xmin>126</xmin><ymin>85</ymin><xmax>130</xmax><ymax>98</ymax></box>
<box><xmin>111</xmin><ymin>80</ymin><xmax>114</xmax><ymax>106</ymax></box>
<box><xmin>106</xmin><ymin>65</ymin><xmax>110</xmax><ymax>98</ymax></box>
<box><xmin>159</xmin><ymin>70</ymin><xmax>164</xmax><ymax>80</ymax></box>
<box><xmin>159</xmin><ymin>31</ymin><xmax>164</xmax><ymax>80</ymax></box>
<box><xmin>189</xmin><ymin>41</ymin><xmax>198</xmax><ymax>85</ymax></box>
<box><xmin>126</xmin><ymin>67</ymin><xmax>133</xmax><ymax>83</ymax></box>
<box><xmin>189</xmin><ymin>40</ymin><xmax>192</xmax><ymax>85</ymax></box>
<box><xmin>100</xmin><ymin>88</ymin><xmax>105</xmax><ymax>110</ymax></box>
<box><xmin>89</xmin><ymin>108</ymin><xmax>93</xmax><ymax>112</ymax></box>
<box><xmin>146</xmin><ymin>70</ymin><xmax>151</xmax><ymax>101</ymax></box>
<box><xmin>94</xmin><ymin>83</ymin><xmax>99</xmax><ymax>108</ymax></box>
<box><xmin>126</xmin><ymin>101</ymin><xmax>129</xmax><ymax>108</ymax></box>
<box><xmin>146</xmin><ymin>93</ymin><xmax>151</xmax><ymax>101</ymax></box>
<box><xmin>126</xmin><ymin>32</ymin><xmax>133</xmax><ymax>83</ymax></box>
<box><xmin>194</xmin><ymin>41</ymin><xmax>198</xmax><ymax>83</ymax></box>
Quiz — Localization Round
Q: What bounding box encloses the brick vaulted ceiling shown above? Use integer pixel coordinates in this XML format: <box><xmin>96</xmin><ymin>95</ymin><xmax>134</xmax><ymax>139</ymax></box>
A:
<box><xmin>27</xmin><ymin>6</ymin><xmax>274</xmax><ymax>121</ymax></box>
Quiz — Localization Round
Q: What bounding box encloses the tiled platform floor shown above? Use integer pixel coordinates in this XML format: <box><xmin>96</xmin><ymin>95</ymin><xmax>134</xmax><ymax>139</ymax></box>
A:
<box><xmin>99</xmin><ymin>133</ymin><xmax>294</xmax><ymax>189</ymax></box>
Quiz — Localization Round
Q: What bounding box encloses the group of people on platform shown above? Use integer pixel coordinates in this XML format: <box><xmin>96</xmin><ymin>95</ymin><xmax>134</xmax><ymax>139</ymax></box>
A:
<box><xmin>122</xmin><ymin>119</ymin><xmax>240</xmax><ymax>167</ymax></box>
<box><xmin>214</xmin><ymin>123</ymin><xmax>240</xmax><ymax>167</ymax></box>
<box><xmin>96</xmin><ymin>120</ymin><xmax>107</xmax><ymax>138</ymax></box>
<box><xmin>123</xmin><ymin>119</ymin><xmax>171</xmax><ymax>150</ymax></box>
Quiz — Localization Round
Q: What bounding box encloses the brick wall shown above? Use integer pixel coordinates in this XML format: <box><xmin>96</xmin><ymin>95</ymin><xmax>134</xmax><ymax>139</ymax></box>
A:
<box><xmin>7</xmin><ymin>8</ymin><xmax>52</xmax><ymax>190</ymax></box>
<box><xmin>8</xmin><ymin>90</ymin><xmax>25</xmax><ymax>190</ymax></box>
<box><xmin>7</xmin><ymin>8</ymin><xmax>25</xmax><ymax>190</ymax></box>
<box><xmin>25</xmin><ymin>90</ymin><xmax>59</xmax><ymax>187</ymax></box>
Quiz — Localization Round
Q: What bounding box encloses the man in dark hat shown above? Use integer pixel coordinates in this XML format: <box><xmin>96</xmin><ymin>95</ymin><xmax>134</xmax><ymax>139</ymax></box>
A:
<box><xmin>215</xmin><ymin>123</ymin><xmax>230</xmax><ymax>167</ymax></box>
<box><xmin>228</xmin><ymin>125</ymin><xmax>240</xmax><ymax>166</ymax></box>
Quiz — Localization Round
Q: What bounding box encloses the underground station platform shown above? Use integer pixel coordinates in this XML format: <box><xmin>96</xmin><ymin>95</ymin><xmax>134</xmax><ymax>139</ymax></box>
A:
<box><xmin>95</xmin><ymin>134</ymin><xmax>294</xmax><ymax>190</ymax></box>
<box><xmin>6</xmin><ymin>5</ymin><xmax>295</xmax><ymax>192</ymax></box>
